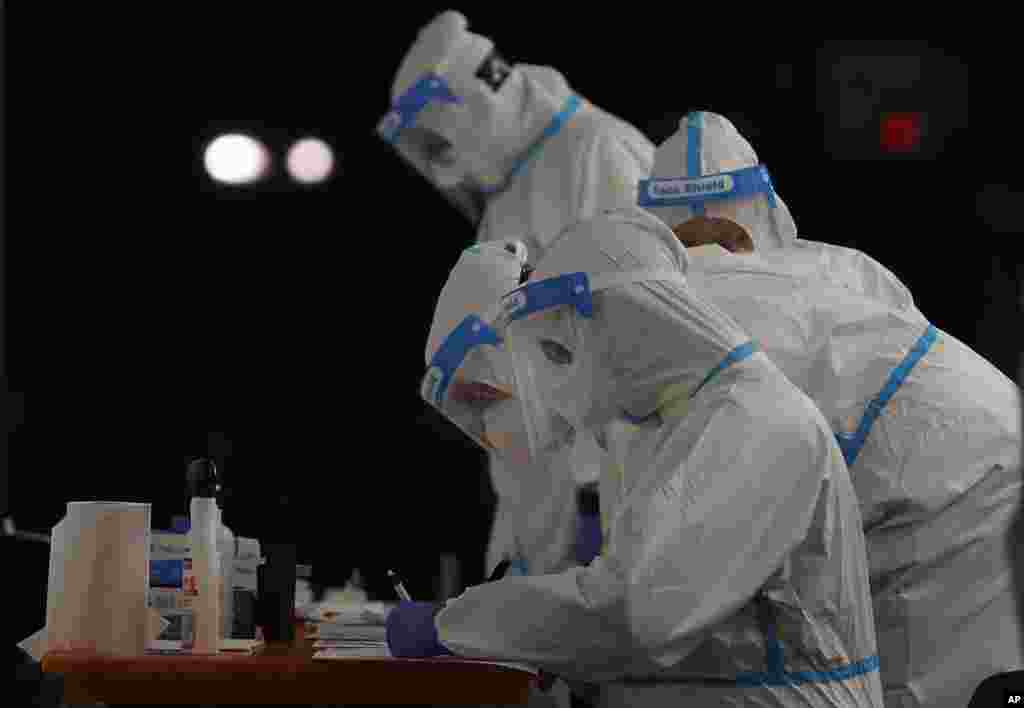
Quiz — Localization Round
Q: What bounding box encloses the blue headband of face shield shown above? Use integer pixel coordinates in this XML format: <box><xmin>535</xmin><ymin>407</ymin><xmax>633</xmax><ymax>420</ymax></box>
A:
<box><xmin>421</xmin><ymin>274</ymin><xmax>594</xmax><ymax>458</ymax></box>
<box><xmin>423</xmin><ymin>314</ymin><xmax>502</xmax><ymax>407</ymax></box>
<box><xmin>500</xmin><ymin>272</ymin><xmax>594</xmax><ymax>324</ymax></box>
<box><xmin>636</xmin><ymin>164</ymin><xmax>778</xmax><ymax>211</ymax></box>
<box><xmin>424</xmin><ymin>272</ymin><xmax>593</xmax><ymax>407</ymax></box>
<box><xmin>377</xmin><ymin>73</ymin><xmax>463</xmax><ymax>145</ymax></box>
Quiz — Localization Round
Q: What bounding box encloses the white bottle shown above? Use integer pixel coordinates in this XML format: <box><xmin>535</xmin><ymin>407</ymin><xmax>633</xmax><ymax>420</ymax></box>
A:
<box><xmin>189</xmin><ymin>495</ymin><xmax>221</xmax><ymax>654</ymax></box>
<box><xmin>216</xmin><ymin>507</ymin><xmax>235</xmax><ymax>640</ymax></box>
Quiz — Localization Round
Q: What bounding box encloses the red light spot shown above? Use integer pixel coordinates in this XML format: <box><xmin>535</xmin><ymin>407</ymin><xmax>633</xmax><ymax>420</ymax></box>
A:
<box><xmin>881</xmin><ymin>112</ymin><xmax>923</xmax><ymax>153</ymax></box>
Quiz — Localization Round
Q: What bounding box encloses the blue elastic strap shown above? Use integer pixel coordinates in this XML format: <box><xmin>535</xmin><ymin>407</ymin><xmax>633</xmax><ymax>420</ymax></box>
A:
<box><xmin>686</xmin><ymin>112</ymin><xmax>705</xmax><ymax>216</ymax></box>
<box><xmin>500</xmin><ymin>94</ymin><xmax>583</xmax><ymax>189</ymax></box>
<box><xmin>427</xmin><ymin>315</ymin><xmax>503</xmax><ymax>405</ymax></box>
<box><xmin>377</xmin><ymin>73</ymin><xmax>462</xmax><ymax>144</ymax></box>
<box><xmin>620</xmin><ymin>341</ymin><xmax>758</xmax><ymax>424</ymax></box>
<box><xmin>636</xmin><ymin>165</ymin><xmax>777</xmax><ymax>210</ymax></box>
<box><xmin>502</xmin><ymin>272</ymin><xmax>593</xmax><ymax>322</ymax></box>
<box><xmin>835</xmin><ymin>324</ymin><xmax>937</xmax><ymax>466</ymax></box>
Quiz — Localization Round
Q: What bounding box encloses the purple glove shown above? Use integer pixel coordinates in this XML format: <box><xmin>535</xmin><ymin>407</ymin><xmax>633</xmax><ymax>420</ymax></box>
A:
<box><xmin>385</xmin><ymin>601</ymin><xmax>453</xmax><ymax>658</ymax></box>
<box><xmin>574</xmin><ymin>511</ymin><xmax>603</xmax><ymax>565</ymax></box>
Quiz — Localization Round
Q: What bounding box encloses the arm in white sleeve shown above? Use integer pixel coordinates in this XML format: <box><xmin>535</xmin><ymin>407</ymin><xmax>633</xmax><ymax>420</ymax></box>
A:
<box><xmin>624</xmin><ymin>396</ymin><xmax>826</xmax><ymax>667</ymax></box>
<box><xmin>437</xmin><ymin>383</ymin><xmax>831</xmax><ymax>682</ymax></box>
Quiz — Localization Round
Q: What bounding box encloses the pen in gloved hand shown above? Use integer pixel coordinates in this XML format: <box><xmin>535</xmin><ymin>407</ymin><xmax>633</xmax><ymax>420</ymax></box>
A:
<box><xmin>387</xmin><ymin>569</ymin><xmax>413</xmax><ymax>602</ymax></box>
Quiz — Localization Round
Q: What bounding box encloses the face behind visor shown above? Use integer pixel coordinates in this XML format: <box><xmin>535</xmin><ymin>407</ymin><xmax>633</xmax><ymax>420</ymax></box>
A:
<box><xmin>420</xmin><ymin>312</ymin><xmax>571</xmax><ymax>464</ymax></box>
<box><xmin>377</xmin><ymin>10</ymin><xmax>521</xmax><ymax>225</ymax></box>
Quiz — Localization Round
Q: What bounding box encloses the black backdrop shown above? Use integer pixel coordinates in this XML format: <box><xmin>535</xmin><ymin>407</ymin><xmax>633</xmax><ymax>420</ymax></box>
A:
<box><xmin>4</xmin><ymin>11</ymin><xmax>1016</xmax><ymax>652</ymax></box>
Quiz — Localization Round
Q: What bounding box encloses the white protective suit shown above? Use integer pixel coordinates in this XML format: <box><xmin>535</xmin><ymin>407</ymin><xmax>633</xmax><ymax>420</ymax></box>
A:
<box><xmin>641</xmin><ymin>111</ymin><xmax>923</xmax><ymax>318</ymax></box>
<box><xmin>641</xmin><ymin>111</ymin><xmax>1023</xmax><ymax>707</ymax></box>
<box><xmin>382</xmin><ymin>10</ymin><xmax>654</xmax><ymax>577</ymax></box>
<box><xmin>683</xmin><ymin>245</ymin><xmax>1023</xmax><ymax>708</ymax></box>
<box><xmin>429</xmin><ymin>208</ymin><xmax>884</xmax><ymax>708</ymax></box>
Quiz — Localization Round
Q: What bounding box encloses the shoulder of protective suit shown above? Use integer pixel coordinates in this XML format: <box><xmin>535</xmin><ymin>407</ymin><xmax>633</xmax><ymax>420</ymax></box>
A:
<box><xmin>562</xmin><ymin>106</ymin><xmax>652</xmax><ymax>153</ymax></box>
<box><xmin>533</xmin><ymin>207</ymin><xmax>688</xmax><ymax>281</ymax></box>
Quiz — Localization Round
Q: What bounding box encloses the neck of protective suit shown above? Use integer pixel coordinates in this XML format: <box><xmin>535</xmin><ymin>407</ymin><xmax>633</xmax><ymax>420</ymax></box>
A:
<box><xmin>513</xmin><ymin>207</ymin><xmax>753</xmax><ymax>432</ymax></box>
<box><xmin>642</xmin><ymin>111</ymin><xmax>798</xmax><ymax>252</ymax></box>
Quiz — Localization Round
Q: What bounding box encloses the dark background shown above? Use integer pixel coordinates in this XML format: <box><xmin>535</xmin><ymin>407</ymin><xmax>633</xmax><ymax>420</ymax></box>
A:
<box><xmin>3</xmin><ymin>12</ymin><xmax>1019</xmax><ymax>654</ymax></box>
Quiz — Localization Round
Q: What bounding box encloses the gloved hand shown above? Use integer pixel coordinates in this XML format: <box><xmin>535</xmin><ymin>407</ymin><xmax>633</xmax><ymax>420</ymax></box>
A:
<box><xmin>385</xmin><ymin>601</ymin><xmax>453</xmax><ymax>658</ymax></box>
<box><xmin>575</xmin><ymin>484</ymin><xmax>603</xmax><ymax>565</ymax></box>
<box><xmin>574</xmin><ymin>511</ymin><xmax>603</xmax><ymax>565</ymax></box>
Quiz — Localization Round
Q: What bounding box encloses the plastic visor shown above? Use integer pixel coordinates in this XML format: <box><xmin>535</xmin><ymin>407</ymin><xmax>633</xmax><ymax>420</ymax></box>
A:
<box><xmin>498</xmin><ymin>269</ymin><xmax>686</xmax><ymax>462</ymax></box>
<box><xmin>377</xmin><ymin>73</ymin><xmax>484</xmax><ymax>224</ymax></box>
<box><xmin>421</xmin><ymin>313</ymin><xmax>534</xmax><ymax>461</ymax></box>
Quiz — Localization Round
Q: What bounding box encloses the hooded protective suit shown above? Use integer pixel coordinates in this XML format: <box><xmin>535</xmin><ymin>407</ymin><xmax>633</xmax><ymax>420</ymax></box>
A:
<box><xmin>382</xmin><ymin>10</ymin><xmax>654</xmax><ymax>577</ymax></box>
<box><xmin>426</xmin><ymin>208</ymin><xmax>884</xmax><ymax>708</ymax></box>
<box><xmin>641</xmin><ymin>111</ymin><xmax>922</xmax><ymax>318</ymax></box>
<box><xmin>641</xmin><ymin>111</ymin><xmax>1022</xmax><ymax>707</ymax></box>
<box><xmin>681</xmin><ymin>244</ymin><xmax>1023</xmax><ymax>708</ymax></box>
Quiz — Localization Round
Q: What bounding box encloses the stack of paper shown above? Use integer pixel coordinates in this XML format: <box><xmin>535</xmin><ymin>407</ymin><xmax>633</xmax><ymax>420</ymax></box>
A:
<box><xmin>299</xmin><ymin>601</ymin><xmax>394</xmax><ymax>625</ymax></box>
<box><xmin>316</xmin><ymin>624</ymin><xmax>386</xmax><ymax>641</ymax></box>
<box><xmin>313</xmin><ymin>637</ymin><xmax>392</xmax><ymax>659</ymax></box>
<box><xmin>144</xmin><ymin>638</ymin><xmax>265</xmax><ymax>655</ymax></box>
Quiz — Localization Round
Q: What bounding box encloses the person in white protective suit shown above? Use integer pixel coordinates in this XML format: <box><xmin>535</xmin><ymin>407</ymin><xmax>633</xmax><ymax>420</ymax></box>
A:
<box><xmin>638</xmin><ymin>110</ymin><xmax>1024</xmax><ymax>708</ymax></box>
<box><xmin>390</xmin><ymin>207</ymin><xmax>885</xmax><ymax>708</ymax></box>
<box><xmin>378</xmin><ymin>10</ymin><xmax>655</xmax><ymax>579</ymax></box>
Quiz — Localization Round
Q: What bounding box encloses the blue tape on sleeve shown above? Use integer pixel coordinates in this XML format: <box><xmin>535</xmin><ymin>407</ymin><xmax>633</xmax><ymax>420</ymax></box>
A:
<box><xmin>835</xmin><ymin>324</ymin><xmax>937</xmax><ymax>466</ymax></box>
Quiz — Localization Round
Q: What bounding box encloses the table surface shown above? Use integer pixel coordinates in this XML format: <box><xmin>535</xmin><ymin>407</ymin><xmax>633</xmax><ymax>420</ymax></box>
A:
<box><xmin>41</xmin><ymin>623</ymin><xmax>538</xmax><ymax>705</ymax></box>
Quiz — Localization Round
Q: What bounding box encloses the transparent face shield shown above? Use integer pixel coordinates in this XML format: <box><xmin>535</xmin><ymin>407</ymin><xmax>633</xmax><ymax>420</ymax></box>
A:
<box><xmin>497</xmin><ymin>273</ymin><xmax>597</xmax><ymax>463</ymax></box>
<box><xmin>421</xmin><ymin>313</ymin><xmax>555</xmax><ymax>465</ymax></box>
<box><xmin>377</xmin><ymin>73</ymin><xmax>486</xmax><ymax>224</ymax></box>
<box><xmin>638</xmin><ymin>164</ymin><xmax>780</xmax><ymax>246</ymax></box>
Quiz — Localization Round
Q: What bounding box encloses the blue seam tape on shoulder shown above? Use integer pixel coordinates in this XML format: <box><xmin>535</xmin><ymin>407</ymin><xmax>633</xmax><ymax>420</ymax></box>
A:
<box><xmin>691</xmin><ymin>341</ymin><xmax>758</xmax><ymax>399</ymax></box>
<box><xmin>836</xmin><ymin>324</ymin><xmax>937</xmax><ymax>466</ymax></box>
<box><xmin>623</xmin><ymin>341</ymin><xmax>757</xmax><ymax>424</ymax></box>
<box><xmin>495</xmin><ymin>94</ymin><xmax>583</xmax><ymax>189</ymax></box>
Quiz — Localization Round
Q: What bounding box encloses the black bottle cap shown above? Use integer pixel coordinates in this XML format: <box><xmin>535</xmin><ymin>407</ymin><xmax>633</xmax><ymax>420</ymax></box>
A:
<box><xmin>186</xmin><ymin>457</ymin><xmax>219</xmax><ymax>499</ymax></box>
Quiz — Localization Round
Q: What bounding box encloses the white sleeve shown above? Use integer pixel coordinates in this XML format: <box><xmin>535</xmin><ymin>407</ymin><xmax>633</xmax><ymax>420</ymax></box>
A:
<box><xmin>435</xmin><ymin>557</ymin><xmax>641</xmax><ymax>682</ymax></box>
<box><xmin>623</xmin><ymin>395</ymin><xmax>827</xmax><ymax>665</ymax></box>
<box><xmin>436</xmin><ymin>384</ymin><xmax>832</xmax><ymax>681</ymax></box>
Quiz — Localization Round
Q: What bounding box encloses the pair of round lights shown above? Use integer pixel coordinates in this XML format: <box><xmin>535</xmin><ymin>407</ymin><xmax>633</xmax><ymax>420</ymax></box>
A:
<box><xmin>203</xmin><ymin>134</ymin><xmax>335</xmax><ymax>186</ymax></box>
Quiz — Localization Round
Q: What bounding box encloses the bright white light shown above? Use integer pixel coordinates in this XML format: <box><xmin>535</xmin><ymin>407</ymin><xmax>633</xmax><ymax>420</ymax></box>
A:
<box><xmin>203</xmin><ymin>134</ymin><xmax>270</xmax><ymax>185</ymax></box>
<box><xmin>286</xmin><ymin>137</ymin><xmax>335</xmax><ymax>184</ymax></box>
